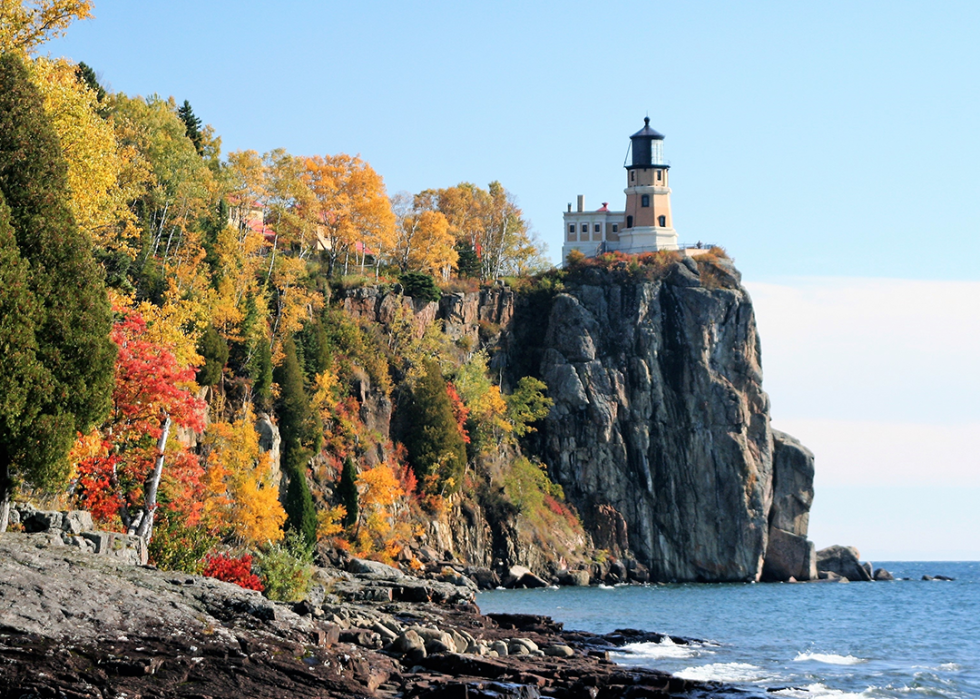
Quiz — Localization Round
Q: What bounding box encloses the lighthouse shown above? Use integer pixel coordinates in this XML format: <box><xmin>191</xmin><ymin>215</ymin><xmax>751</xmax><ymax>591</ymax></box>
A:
<box><xmin>561</xmin><ymin>118</ymin><xmax>679</xmax><ymax>262</ymax></box>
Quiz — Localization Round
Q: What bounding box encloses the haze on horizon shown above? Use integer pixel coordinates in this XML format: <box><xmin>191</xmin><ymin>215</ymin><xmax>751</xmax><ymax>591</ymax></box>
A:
<box><xmin>47</xmin><ymin>1</ymin><xmax>980</xmax><ymax>560</ymax></box>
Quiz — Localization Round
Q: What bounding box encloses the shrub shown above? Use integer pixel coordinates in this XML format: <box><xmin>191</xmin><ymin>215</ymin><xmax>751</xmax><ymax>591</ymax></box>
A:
<box><xmin>399</xmin><ymin>271</ymin><xmax>442</xmax><ymax>303</ymax></box>
<box><xmin>203</xmin><ymin>553</ymin><xmax>264</xmax><ymax>592</ymax></box>
<box><xmin>255</xmin><ymin>531</ymin><xmax>314</xmax><ymax>602</ymax></box>
<box><xmin>147</xmin><ymin>509</ymin><xmax>218</xmax><ymax>573</ymax></box>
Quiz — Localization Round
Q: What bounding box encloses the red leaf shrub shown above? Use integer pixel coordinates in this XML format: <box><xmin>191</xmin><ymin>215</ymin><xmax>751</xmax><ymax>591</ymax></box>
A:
<box><xmin>203</xmin><ymin>553</ymin><xmax>264</xmax><ymax>592</ymax></box>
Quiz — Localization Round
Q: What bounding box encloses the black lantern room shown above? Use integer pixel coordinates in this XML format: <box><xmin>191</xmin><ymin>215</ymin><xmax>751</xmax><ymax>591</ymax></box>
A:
<box><xmin>627</xmin><ymin>117</ymin><xmax>666</xmax><ymax>170</ymax></box>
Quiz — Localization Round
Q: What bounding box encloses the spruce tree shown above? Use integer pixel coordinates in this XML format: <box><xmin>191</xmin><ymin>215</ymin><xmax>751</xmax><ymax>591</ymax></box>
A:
<box><xmin>75</xmin><ymin>62</ymin><xmax>106</xmax><ymax>103</ymax></box>
<box><xmin>0</xmin><ymin>53</ymin><xmax>116</xmax><ymax>530</ymax></box>
<box><xmin>273</xmin><ymin>336</ymin><xmax>318</xmax><ymax>546</ymax></box>
<box><xmin>177</xmin><ymin>99</ymin><xmax>204</xmax><ymax>155</ymax></box>
<box><xmin>337</xmin><ymin>457</ymin><xmax>359</xmax><ymax>528</ymax></box>
<box><xmin>403</xmin><ymin>360</ymin><xmax>467</xmax><ymax>494</ymax></box>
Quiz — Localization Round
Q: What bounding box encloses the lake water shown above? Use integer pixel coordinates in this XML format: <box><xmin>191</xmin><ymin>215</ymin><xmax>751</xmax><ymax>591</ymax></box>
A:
<box><xmin>478</xmin><ymin>561</ymin><xmax>980</xmax><ymax>698</ymax></box>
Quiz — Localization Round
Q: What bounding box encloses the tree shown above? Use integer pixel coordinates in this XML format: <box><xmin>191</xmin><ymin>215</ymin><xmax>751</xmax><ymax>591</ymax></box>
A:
<box><xmin>337</xmin><ymin>457</ymin><xmax>359</xmax><ymax>528</ymax></box>
<box><xmin>506</xmin><ymin>376</ymin><xmax>553</xmax><ymax>437</ymax></box>
<box><xmin>0</xmin><ymin>0</ymin><xmax>93</xmax><ymax>54</ymax></box>
<box><xmin>73</xmin><ymin>308</ymin><xmax>206</xmax><ymax>540</ymax></box>
<box><xmin>274</xmin><ymin>336</ymin><xmax>318</xmax><ymax>546</ymax></box>
<box><xmin>304</xmin><ymin>154</ymin><xmax>396</xmax><ymax>277</ymax></box>
<box><xmin>75</xmin><ymin>61</ymin><xmax>105</xmax><ymax>102</ymax></box>
<box><xmin>391</xmin><ymin>192</ymin><xmax>457</xmax><ymax>276</ymax></box>
<box><xmin>402</xmin><ymin>360</ymin><xmax>467</xmax><ymax>495</ymax></box>
<box><xmin>177</xmin><ymin>100</ymin><xmax>204</xmax><ymax>155</ymax></box>
<box><xmin>0</xmin><ymin>53</ymin><xmax>115</xmax><ymax>531</ymax></box>
<box><xmin>196</xmin><ymin>324</ymin><xmax>229</xmax><ymax>386</ymax></box>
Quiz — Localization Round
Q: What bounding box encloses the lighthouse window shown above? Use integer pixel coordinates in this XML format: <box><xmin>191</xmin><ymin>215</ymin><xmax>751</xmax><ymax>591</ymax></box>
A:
<box><xmin>657</xmin><ymin>170</ymin><xmax>662</xmax><ymax>181</ymax></box>
<box><xmin>641</xmin><ymin>194</ymin><xmax>650</xmax><ymax>207</ymax></box>
<box><xmin>658</xmin><ymin>215</ymin><xmax>666</xmax><ymax>227</ymax></box>
<box><xmin>626</xmin><ymin>216</ymin><xmax>633</xmax><ymax>228</ymax></box>
<box><xmin>630</xmin><ymin>171</ymin><xmax>635</xmax><ymax>182</ymax></box>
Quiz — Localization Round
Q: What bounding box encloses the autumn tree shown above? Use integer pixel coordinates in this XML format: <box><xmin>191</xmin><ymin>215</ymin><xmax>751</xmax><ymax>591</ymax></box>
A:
<box><xmin>354</xmin><ymin>463</ymin><xmax>406</xmax><ymax>562</ymax></box>
<box><xmin>274</xmin><ymin>336</ymin><xmax>318</xmax><ymax>546</ymax></box>
<box><xmin>28</xmin><ymin>56</ymin><xmax>146</xmax><ymax>255</ymax></box>
<box><xmin>304</xmin><ymin>154</ymin><xmax>396</xmax><ymax>277</ymax></box>
<box><xmin>0</xmin><ymin>0</ymin><xmax>93</xmax><ymax>54</ymax></box>
<box><xmin>506</xmin><ymin>376</ymin><xmax>553</xmax><ymax>436</ymax></box>
<box><xmin>73</xmin><ymin>308</ymin><xmax>206</xmax><ymax>541</ymax></box>
<box><xmin>0</xmin><ymin>53</ymin><xmax>116</xmax><ymax>531</ymax></box>
<box><xmin>391</xmin><ymin>191</ymin><xmax>457</xmax><ymax>276</ymax></box>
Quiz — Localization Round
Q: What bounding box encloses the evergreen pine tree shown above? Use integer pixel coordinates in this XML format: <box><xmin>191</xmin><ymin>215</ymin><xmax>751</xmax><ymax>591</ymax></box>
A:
<box><xmin>177</xmin><ymin>99</ymin><xmax>204</xmax><ymax>155</ymax></box>
<box><xmin>75</xmin><ymin>62</ymin><xmax>106</xmax><ymax>103</ymax></box>
<box><xmin>455</xmin><ymin>241</ymin><xmax>481</xmax><ymax>279</ymax></box>
<box><xmin>402</xmin><ymin>360</ymin><xmax>467</xmax><ymax>494</ymax></box>
<box><xmin>0</xmin><ymin>53</ymin><xmax>116</xmax><ymax>530</ymax></box>
<box><xmin>273</xmin><ymin>336</ymin><xmax>318</xmax><ymax>546</ymax></box>
<box><xmin>337</xmin><ymin>457</ymin><xmax>359</xmax><ymax>528</ymax></box>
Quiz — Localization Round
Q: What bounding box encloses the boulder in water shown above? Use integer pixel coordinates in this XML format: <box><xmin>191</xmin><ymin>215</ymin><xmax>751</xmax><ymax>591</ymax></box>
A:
<box><xmin>817</xmin><ymin>545</ymin><xmax>872</xmax><ymax>581</ymax></box>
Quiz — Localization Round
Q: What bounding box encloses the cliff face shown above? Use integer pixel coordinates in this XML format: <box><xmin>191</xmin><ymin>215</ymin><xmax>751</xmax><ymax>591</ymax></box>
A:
<box><xmin>515</xmin><ymin>257</ymin><xmax>814</xmax><ymax>582</ymax></box>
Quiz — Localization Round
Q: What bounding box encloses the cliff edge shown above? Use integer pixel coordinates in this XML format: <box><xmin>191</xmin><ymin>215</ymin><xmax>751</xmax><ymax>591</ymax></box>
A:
<box><xmin>514</xmin><ymin>254</ymin><xmax>816</xmax><ymax>582</ymax></box>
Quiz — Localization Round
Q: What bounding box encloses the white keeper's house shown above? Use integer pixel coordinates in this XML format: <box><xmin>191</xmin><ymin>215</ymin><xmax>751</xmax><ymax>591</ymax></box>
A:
<box><xmin>562</xmin><ymin>118</ymin><xmax>681</xmax><ymax>262</ymax></box>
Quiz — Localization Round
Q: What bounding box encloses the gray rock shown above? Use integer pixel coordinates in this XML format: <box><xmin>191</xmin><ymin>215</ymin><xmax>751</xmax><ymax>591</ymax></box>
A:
<box><xmin>23</xmin><ymin>510</ymin><xmax>63</xmax><ymax>533</ymax></box>
<box><xmin>347</xmin><ymin>557</ymin><xmax>405</xmax><ymax>580</ymax></box>
<box><xmin>817</xmin><ymin>570</ymin><xmax>848</xmax><ymax>582</ymax></box>
<box><xmin>873</xmin><ymin>568</ymin><xmax>894</xmax><ymax>581</ymax></box>
<box><xmin>557</xmin><ymin>569</ymin><xmax>591</xmax><ymax>587</ymax></box>
<box><xmin>491</xmin><ymin>640</ymin><xmax>509</xmax><ymax>656</ymax></box>
<box><xmin>817</xmin><ymin>545</ymin><xmax>873</xmax><ymax>582</ymax></box>
<box><xmin>390</xmin><ymin>630</ymin><xmax>426</xmax><ymax>657</ymax></box>
<box><xmin>770</xmin><ymin>431</ymin><xmax>815</xmax><ymax>536</ymax></box>
<box><xmin>61</xmin><ymin>510</ymin><xmax>94</xmax><ymax>535</ymax></box>
<box><xmin>543</xmin><ymin>644</ymin><xmax>575</xmax><ymax>658</ymax></box>
<box><xmin>536</xmin><ymin>269</ymin><xmax>790</xmax><ymax>582</ymax></box>
<box><xmin>762</xmin><ymin>527</ymin><xmax>817</xmax><ymax>582</ymax></box>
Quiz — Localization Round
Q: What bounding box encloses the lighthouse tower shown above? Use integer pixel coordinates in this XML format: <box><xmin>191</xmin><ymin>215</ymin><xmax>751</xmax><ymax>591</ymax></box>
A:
<box><xmin>620</xmin><ymin>117</ymin><xmax>678</xmax><ymax>252</ymax></box>
<box><xmin>560</xmin><ymin>118</ymin><xmax>680</xmax><ymax>263</ymax></box>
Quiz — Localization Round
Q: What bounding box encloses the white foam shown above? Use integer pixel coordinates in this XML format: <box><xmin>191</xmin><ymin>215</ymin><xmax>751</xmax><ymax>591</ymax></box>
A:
<box><xmin>597</xmin><ymin>583</ymin><xmax>614</xmax><ymax>589</ymax></box>
<box><xmin>772</xmin><ymin>683</ymin><xmax>868</xmax><ymax>698</ymax></box>
<box><xmin>793</xmin><ymin>651</ymin><xmax>867</xmax><ymax>666</ymax></box>
<box><xmin>676</xmin><ymin>662</ymin><xmax>767</xmax><ymax>683</ymax></box>
<box><xmin>613</xmin><ymin>637</ymin><xmax>707</xmax><ymax>661</ymax></box>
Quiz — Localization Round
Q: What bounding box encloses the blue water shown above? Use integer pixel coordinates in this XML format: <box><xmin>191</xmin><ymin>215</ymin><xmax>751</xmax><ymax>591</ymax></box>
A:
<box><xmin>478</xmin><ymin>562</ymin><xmax>980</xmax><ymax>698</ymax></box>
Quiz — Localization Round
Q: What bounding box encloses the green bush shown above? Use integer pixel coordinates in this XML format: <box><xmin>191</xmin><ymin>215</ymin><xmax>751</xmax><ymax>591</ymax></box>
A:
<box><xmin>399</xmin><ymin>271</ymin><xmax>442</xmax><ymax>303</ymax></box>
<box><xmin>147</xmin><ymin>509</ymin><xmax>218</xmax><ymax>573</ymax></box>
<box><xmin>402</xmin><ymin>360</ymin><xmax>467</xmax><ymax>494</ymax></box>
<box><xmin>255</xmin><ymin>531</ymin><xmax>314</xmax><ymax>602</ymax></box>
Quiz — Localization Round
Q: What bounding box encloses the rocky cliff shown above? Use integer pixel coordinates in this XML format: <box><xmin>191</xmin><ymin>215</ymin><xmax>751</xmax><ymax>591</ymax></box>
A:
<box><xmin>506</xmin><ymin>255</ymin><xmax>816</xmax><ymax>582</ymax></box>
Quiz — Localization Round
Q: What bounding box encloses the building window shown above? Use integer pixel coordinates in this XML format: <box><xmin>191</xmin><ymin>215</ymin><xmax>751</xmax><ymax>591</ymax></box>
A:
<box><xmin>641</xmin><ymin>194</ymin><xmax>650</xmax><ymax>207</ymax></box>
<box><xmin>658</xmin><ymin>215</ymin><xmax>666</xmax><ymax>227</ymax></box>
<box><xmin>630</xmin><ymin>171</ymin><xmax>635</xmax><ymax>182</ymax></box>
<box><xmin>626</xmin><ymin>215</ymin><xmax>633</xmax><ymax>228</ymax></box>
<box><xmin>657</xmin><ymin>170</ymin><xmax>662</xmax><ymax>181</ymax></box>
<box><xmin>612</xmin><ymin>224</ymin><xmax>618</xmax><ymax>233</ymax></box>
<box><xmin>568</xmin><ymin>224</ymin><xmax>575</xmax><ymax>233</ymax></box>
<box><xmin>594</xmin><ymin>224</ymin><xmax>601</xmax><ymax>233</ymax></box>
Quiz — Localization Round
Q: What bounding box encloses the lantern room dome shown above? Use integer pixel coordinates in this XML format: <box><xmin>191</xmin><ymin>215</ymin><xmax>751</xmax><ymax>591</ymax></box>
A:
<box><xmin>631</xmin><ymin>116</ymin><xmax>664</xmax><ymax>140</ymax></box>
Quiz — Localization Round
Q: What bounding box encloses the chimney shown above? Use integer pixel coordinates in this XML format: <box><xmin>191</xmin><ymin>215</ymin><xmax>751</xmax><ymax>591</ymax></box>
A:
<box><xmin>576</xmin><ymin>195</ymin><xmax>584</xmax><ymax>212</ymax></box>
<box><xmin>567</xmin><ymin>203</ymin><xmax>572</xmax><ymax>212</ymax></box>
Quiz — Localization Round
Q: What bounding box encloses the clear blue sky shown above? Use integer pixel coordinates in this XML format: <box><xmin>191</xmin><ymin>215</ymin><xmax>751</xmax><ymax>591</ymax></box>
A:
<box><xmin>47</xmin><ymin>1</ymin><xmax>980</xmax><ymax>559</ymax></box>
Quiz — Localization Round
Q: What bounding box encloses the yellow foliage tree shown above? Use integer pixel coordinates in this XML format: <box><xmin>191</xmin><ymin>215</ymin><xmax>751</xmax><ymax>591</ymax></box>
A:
<box><xmin>353</xmin><ymin>463</ymin><xmax>407</xmax><ymax>563</ymax></box>
<box><xmin>304</xmin><ymin>154</ymin><xmax>396</xmax><ymax>277</ymax></box>
<box><xmin>201</xmin><ymin>405</ymin><xmax>286</xmax><ymax>547</ymax></box>
<box><xmin>392</xmin><ymin>193</ymin><xmax>457</xmax><ymax>277</ymax></box>
<box><xmin>27</xmin><ymin>57</ymin><xmax>145</xmax><ymax>254</ymax></box>
<box><xmin>0</xmin><ymin>0</ymin><xmax>92</xmax><ymax>54</ymax></box>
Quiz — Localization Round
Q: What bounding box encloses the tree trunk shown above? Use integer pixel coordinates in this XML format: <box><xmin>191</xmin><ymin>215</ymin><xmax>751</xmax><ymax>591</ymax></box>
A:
<box><xmin>0</xmin><ymin>462</ymin><xmax>10</xmax><ymax>534</ymax></box>
<box><xmin>134</xmin><ymin>413</ymin><xmax>171</xmax><ymax>543</ymax></box>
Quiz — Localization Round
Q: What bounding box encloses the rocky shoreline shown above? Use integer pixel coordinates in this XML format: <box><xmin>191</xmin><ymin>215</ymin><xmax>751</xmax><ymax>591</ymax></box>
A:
<box><xmin>0</xmin><ymin>531</ymin><xmax>760</xmax><ymax>699</ymax></box>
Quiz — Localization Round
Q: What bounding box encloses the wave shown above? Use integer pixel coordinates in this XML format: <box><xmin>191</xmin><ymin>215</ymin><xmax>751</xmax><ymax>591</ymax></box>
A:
<box><xmin>597</xmin><ymin>584</ymin><xmax>614</xmax><ymax>589</ymax></box>
<box><xmin>676</xmin><ymin>662</ymin><xmax>768</xmax><ymax>683</ymax></box>
<box><xmin>793</xmin><ymin>651</ymin><xmax>867</xmax><ymax>665</ymax></box>
<box><xmin>613</xmin><ymin>637</ymin><xmax>708</xmax><ymax>661</ymax></box>
<box><xmin>772</xmin><ymin>683</ymin><xmax>868</xmax><ymax>698</ymax></box>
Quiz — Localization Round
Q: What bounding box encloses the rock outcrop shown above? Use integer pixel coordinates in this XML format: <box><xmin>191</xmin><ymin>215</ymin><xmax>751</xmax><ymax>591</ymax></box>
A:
<box><xmin>762</xmin><ymin>431</ymin><xmax>817</xmax><ymax>581</ymax></box>
<box><xmin>516</xmin><ymin>259</ymin><xmax>816</xmax><ymax>582</ymax></box>
<box><xmin>816</xmin><ymin>545</ymin><xmax>874</xmax><ymax>582</ymax></box>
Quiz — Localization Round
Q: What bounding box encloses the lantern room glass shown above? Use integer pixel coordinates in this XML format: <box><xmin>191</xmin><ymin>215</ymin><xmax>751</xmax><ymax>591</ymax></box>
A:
<box><xmin>651</xmin><ymin>140</ymin><xmax>664</xmax><ymax>165</ymax></box>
